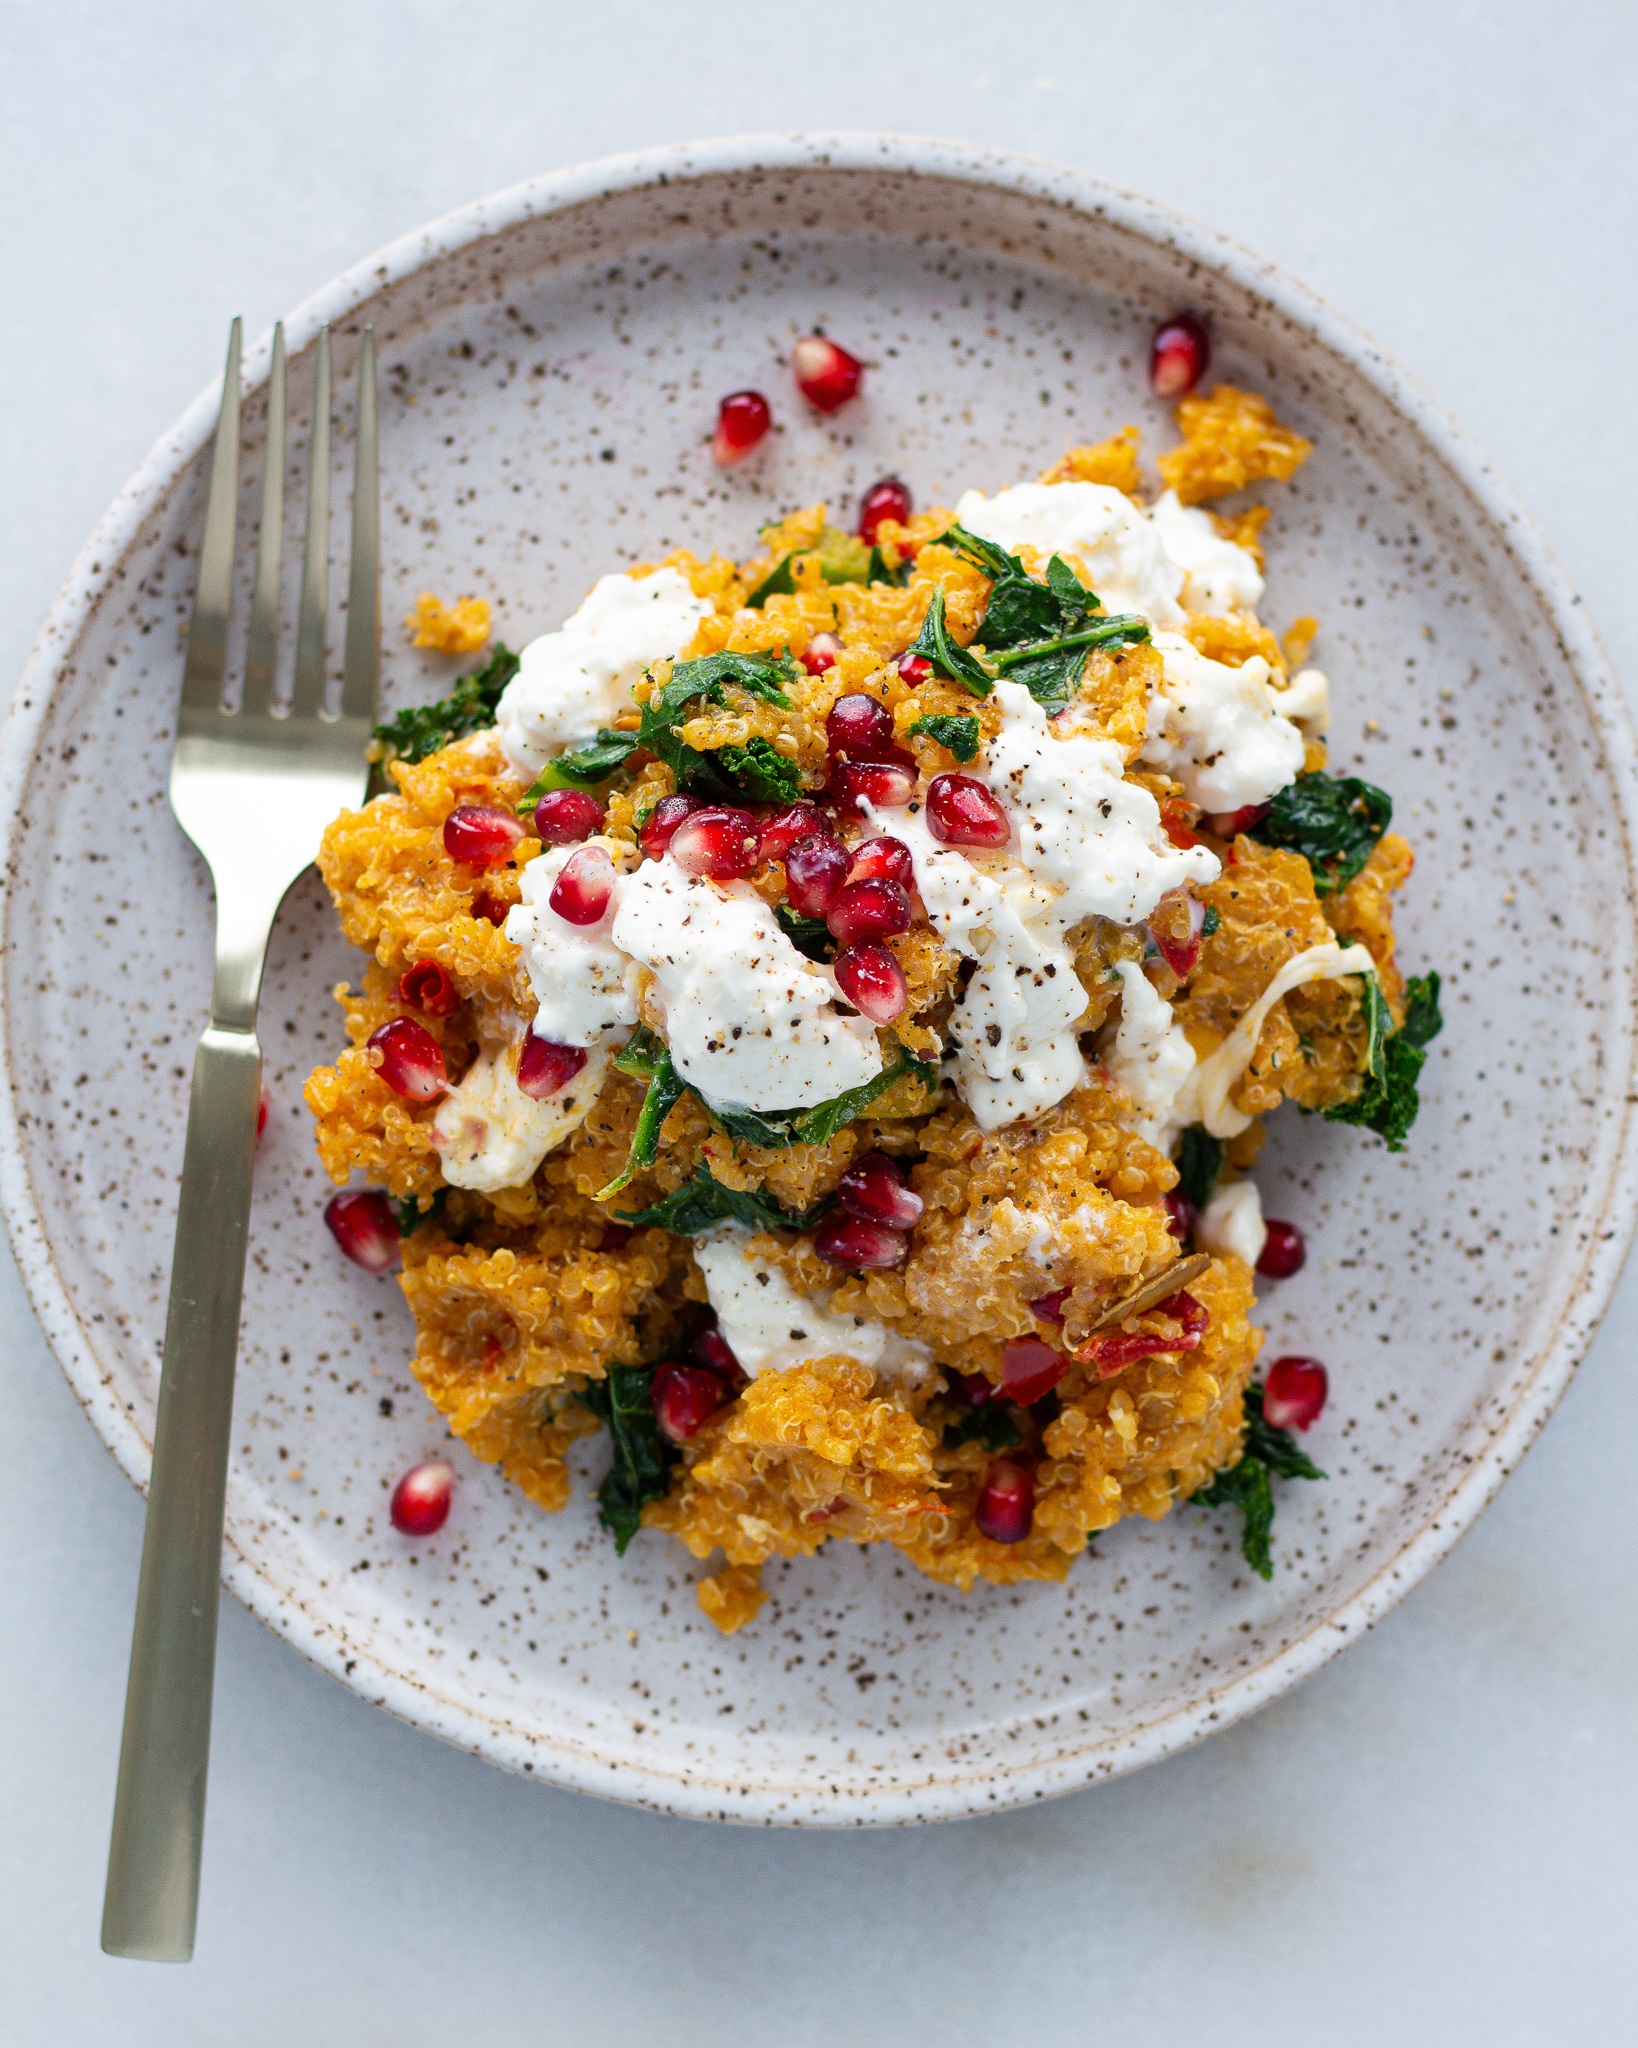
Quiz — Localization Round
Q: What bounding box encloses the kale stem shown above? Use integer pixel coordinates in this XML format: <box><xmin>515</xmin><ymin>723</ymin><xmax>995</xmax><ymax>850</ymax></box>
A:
<box><xmin>991</xmin><ymin>615</ymin><xmax>1150</xmax><ymax>668</ymax></box>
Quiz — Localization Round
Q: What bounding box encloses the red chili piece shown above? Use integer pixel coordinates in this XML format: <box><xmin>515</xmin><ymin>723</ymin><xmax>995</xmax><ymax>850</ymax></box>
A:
<box><xmin>324</xmin><ymin>1188</ymin><xmax>401</xmax><ymax>1273</ymax></box>
<box><xmin>443</xmin><ymin>803</ymin><xmax>527</xmax><ymax>868</ymax></box>
<box><xmin>827</xmin><ymin>876</ymin><xmax>912</xmax><ymax>945</ymax></box>
<box><xmin>1207</xmin><ymin>802</ymin><xmax>1271</xmax><ymax>838</ymax></box>
<box><xmin>1000</xmin><ymin>1337</ymin><xmax>1067</xmax><ymax>1407</ymax></box>
<box><xmin>517</xmin><ymin>1035</ymin><xmax>588</xmax><ymax>1100</ymax></box>
<box><xmin>858</xmin><ymin>477</ymin><xmax>912</xmax><ymax>544</ymax></box>
<box><xmin>926</xmin><ymin>773</ymin><xmax>1009</xmax><ymax>848</ymax></box>
<box><xmin>975</xmin><ymin>1458</ymin><xmax>1035</xmax><ymax>1544</ymax></box>
<box><xmin>783</xmin><ymin>832</ymin><xmax>852</xmax><ymax>917</ymax></box>
<box><xmin>711</xmin><ymin>390</ymin><xmax>772</xmax><ymax>466</ymax></box>
<box><xmin>549</xmin><ymin>845</ymin><xmax>617</xmax><ymax>925</ymax></box>
<box><xmin>1150</xmin><ymin>313</ymin><xmax>1210</xmax><ymax>399</ymax></box>
<box><xmin>837</xmin><ymin>1152</ymin><xmax>924</xmax><ymax>1231</ymax></box>
<box><xmin>812</xmin><ymin>1211</ymin><xmax>908</xmax><ymax>1269</ymax></box>
<box><xmin>833</xmin><ymin>940</ymin><xmax>908</xmax><ymax>1022</ymax></box>
<box><xmin>390</xmin><ymin>1458</ymin><xmax>454</xmax><ymax>1536</ymax></box>
<box><xmin>1076</xmin><ymin>1290</ymin><xmax>1210</xmax><ymax>1376</ymax></box>
<box><xmin>650</xmin><ymin>1362</ymin><xmax>727</xmax><ymax>1442</ymax></box>
<box><xmin>792</xmin><ymin>334</ymin><xmax>863</xmax><ymax>412</ymax></box>
<box><xmin>1257</xmin><ymin>1220</ymin><xmax>1306</xmax><ymax>1279</ymax></box>
<box><xmin>399</xmin><ymin>958</ymin><xmax>460</xmax><ymax>1018</ymax></box>
<box><xmin>533</xmin><ymin>788</ymin><xmax>606</xmax><ymax>845</ymax></box>
<box><xmin>367</xmin><ymin>1018</ymin><xmax>447</xmax><ymax>1102</ymax></box>
<box><xmin>1263</xmin><ymin>1355</ymin><xmax>1328</xmax><ymax>1431</ymax></box>
<box><xmin>1159</xmin><ymin>799</ymin><xmax>1203</xmax><ymax>851</ymax></box>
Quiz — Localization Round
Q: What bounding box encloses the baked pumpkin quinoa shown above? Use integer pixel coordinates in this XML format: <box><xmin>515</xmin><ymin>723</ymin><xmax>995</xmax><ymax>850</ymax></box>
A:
<box><xmin>306</xmin><ymin>383</ymin><xmax>1440</xmax><ymax>1633</ymax></box>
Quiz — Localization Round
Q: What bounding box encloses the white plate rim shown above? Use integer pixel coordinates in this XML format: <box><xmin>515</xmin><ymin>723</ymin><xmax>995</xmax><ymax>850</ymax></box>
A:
<box><xmin>5</xmin><ymin>131</ymin><xmax>1635</xmax><ymax>1822</ymax></box>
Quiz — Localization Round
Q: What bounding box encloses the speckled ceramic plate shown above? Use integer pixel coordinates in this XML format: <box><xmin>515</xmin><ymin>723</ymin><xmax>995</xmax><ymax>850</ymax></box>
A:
<box><xmin>5</xmin><ymin>136</ymin><xmax>1634</xmax><ymax>1823</ymax></box>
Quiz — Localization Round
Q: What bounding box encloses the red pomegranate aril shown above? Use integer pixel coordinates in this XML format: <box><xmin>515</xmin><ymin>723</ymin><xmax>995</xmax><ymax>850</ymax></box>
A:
<box><xmin>800</xmin><ymin>632</ymin><xmax>841</xmax><ymax>677</ymax></box>
<box><xmin>668</xmin><ymin>806</ymin><xmax>761</xmax><ymax>880</ymax></box>
<box><xmin>1164</xmin><ymin>1191</ymin><xmax>1197</xmax><ymax>1242</ymax></box>
<box><xmin>470</xmin><ymin>892</ymin><xmax>509</xmax><ymax>926</ymax></box>
<box><xmin>833</xmin><ymin>940</ymin><xmax>908</xmax><ymax>1023</ymax></box>
<box><xmin>711</xmin><ymin>389</ymin><xmax>772</xmax><ymax>466</ymax></box>
<box><xmin>897</xmin><ymin>652</ymin><xmax>933</xmax><ymax>686</ymax></box>
<box><xmin>390</xmin><ymin>1457</ymin><xmax>453</xmax><ymax>1536</ymax></box>
<box><xmin>650</xmin><ymin>1362</ymin><xmax>727</xmax><ymax>1442</ymax></box>
<box><xmin>837</xmin><ymin>1153</ymin><xmax>925</xmax><ymax>1231</ymax></box>
<box><xmin>399</xmin><ymin>958</ymin><xmax>460</xmax><ymax>1017</ymax></box>
<box><xmin>533</xmin><ymin>788</ymin><xmax>606</xmax><ymax>845</ymax></box>
<box><xmin>549</xmin><ymin>845</ymin><xmax>617</xmax><ymax>925</ymax></box>
<box><xmin>517</xmin><ymin>1034</ymin><xmax>588</xmax><ymax>1100</ymax></box>
<box><xmin>858</xmin><ymin>476</ymin><xmax>912</xmax><ymax>544</ymax></box>
<box><xmin>813</xmin><ymin>1211</ymin><xmax>908</xmax><ymax>1269</ymax></box>
<box><xmin>1150</xmin><ymin>312</ymin><xmax>1210</xmax><ymax>400</ymax></box>
<box><xmin>792</xmin><ymin>333</ymin><xmax>863</xmax><ymax>413</ymax></box>
<box><xmin>848</xmin><ymin>836</ymin><xmax>913</xmax><ymax>889</ymax></box>
<box><xmin>757</xmin><ymin>801</ymin><xmax>829</xmax><ymax>862</ymax></box>
<box><xmin>1207</xmin><ymin>801</ymin><xmax>1271</xmax><ymax>838</ymax></box>
<box><xmin>256</xmin><ymin>1081</ymin><xmax>271</xmax><ymax>1140</ymax></box>
<box><xmin>783</xmin><ymin>831</ymin><xmax>852</xmax><ymax>917</ymax></box>
<box><xmin>1262</xmin><ymin>1355</ymin><xmax>1328</xmax><ymax>1431</ymax></box>
<box><xmin>947</xmin><ymin>1368</ymin><xmax>995</xmax><ymax>1407</ymax></box>
<box><xmin>1029</xmin><ymin>1287</ymin><xmax>1071</xmax><ymax>1325</ymax></box>
<box><xmin>926</xmin><ymin>773</ymin><xmax>1009</xmax><ymax>848</ymax></box>
<box><xmin>443</xmin><ymin>803</ymin><xmax>527</xmax><ymax>869</ymax></box>
<box><xmin>367</xmin><ymin>1018</ymin><xmax>447</xmax><ymax>1102</ymax></box>
<box><xmin>975</xmin><ymin>1458</ymin><xmax>1035</xmax><ymax>1544</ymax></box>
<box><xmin>1257</xmin><ymin>1219</ymin><xmax>1307</xmax><ymax>1279</ymax></box>
<box><xmin>324</xmin><ymin>1188</ymin><xmax>401</xmax><ymax>1274</ymax></box>
<box><xmin>827</xmin><ymin>876</ymin><xmax>912</xmax><ymax>944</ymax></box>
<box><xmin>688</xmin><ymin>1325</ymin><xmax>744</xmax><ymax>1386</ymax></box>
<box><xmin>640</xmin><ymin>793</ymin><xmax>702</xmax><ymax>859</ymax></box>
<box><xmin>827</xmin><ymin>692</ymin><xmax>896</xmax><ymax>761</ymax></box>
<box><xmin>832</xmin><ymin>760</ymin><xmax>915</xmax><ymax>814</ymax></box>
<box><xmin>1001</xmin><ymin>1337</ymin><xmax>1068</xmax><ymax>1406</ymax></box>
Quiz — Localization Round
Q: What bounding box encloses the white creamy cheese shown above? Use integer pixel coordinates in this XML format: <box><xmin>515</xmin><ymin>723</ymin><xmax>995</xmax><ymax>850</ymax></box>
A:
<box><xmin>1196</xmin><ymin>1178</ymin><xmax>1267</xmax><ymax>1268</ymax></box>
<box><xmin>1268</xmin><ymin>665</ymin><xmax>1330</xmax><ymax>734</ymax></box>
<box><xmin>1147</xmin><ymin>490</ymin><xmax>1265</xmax><ymax>615</ymax></box>
<box><xmin>507</xmin><ymin>841</ymin><xmax>641</xmax><ymax>1049</ymax></box>
<box><xmin>695</xmin><ymin>1225</ymin><xmax>931</xmax><ymax>1385</ymax></box>
<box><xmin>496</xmin><ymin>567</ymin><xmax>712</xmax><ymax>778</ymax></box>
<box><xmin>432</xmin><ymin>1039</ymin><xmax>611</xmax><ymax>1194</ymax></box>
<box><xmin>611</xmin><ymin>859</ymin><xmax>882</xmax><ymax>1112</ymax></box>
<box><xmin>954</xmin><ymin>480</ymin><xmax>1186</xmax><ymax>628</ymax></box>
<box><xmin>1104</xmin><ymin>960</ymin><xmax>1198</xmax><ymax>1152</ymax></box>
<box><xmin>1141</xmin><ymin>632</ymin><xmax>1307</xmax><ymax>813</ymax></box>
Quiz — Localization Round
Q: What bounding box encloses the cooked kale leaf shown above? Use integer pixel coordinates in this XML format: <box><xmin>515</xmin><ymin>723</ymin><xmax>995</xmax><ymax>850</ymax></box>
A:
<box><xmin>940</xmin><ymin>522</ymin><xmax>1149</xmax><ymax>704</ymax></box>
<box><xmin>908</xmin><ymin>586</ymin><xmax>995</xmax><ymax>697</ymax></box>
<box><xmin>942</xmin><ymin>1406</ymin><xmax>1024</xmax><ymax>1452</ymax></box>
<box><xmin>705</xmin><ymin>1052</ymin><xmax>938</xmax><ymax>1153</ymax></box>
<box><xmin>597</xmin><ymin>1030</ymin><xmax>688</xmax><ymax>1199</ymax></box>
<box><xmin>1322</xmin><ymin>968</ymin><xmax>1442</xmax><ymax>1152</ymax></box>
<box><xmin>1201</xmin><ymin>905</ymin><xmax>1221</xmax><ymax>939</ymax></box>
<box><xmin>615</xmin><ymin>1166</ymin><xmax>833</xmax><ymax>1236</ymax></box>
<box><xmin>1254</xmin><ymin>771</ymin><xmax>1392</xmax><ymax>895</ymax></box>
<box><xmin>866</xmin><ymin>544</ymin><xmax>911</xmax><ymax>587</ymax></box>
<box><xmin>390</xmin><ymin>1189</ymin><xmax>447</xmax><ymax>1239</ymax></box>
<box><xmin>908</xmin><ymin>713</ymin><xmax>981</xmax><ymax>763</ymax></box>
<box><xmin>372</xmin><ymin>643</ymin><xmax>521</xmax><ymax>772</ymax></box>
<box><xmin>1175</xmin><ymin>1125</ymin><xmax>1224</xmax><ymax>1210</ymax></box>
<box><xmin>577</xmin><ymin>1364</ymin><xmax>678</xmax><ymax>1554</ymax></box>
<box><xmin>1193</xmin><ymin>1383</ymin><xmax>1325</xmax><ymax>1579</ymax></box>
<box><xmin>746</xmin><ymin>528</ymin><xmax>871</xmax><ymax>609</ymax></box>
<box><xmin>718</xmin><ymin>736</ymin><xmax>803</xmax><ymax>805</ymax></box>
<box><xmin>1401</xmin><ymin>970</ymin><xmax>1444</xmax><ymax>1049</ymax></box>
<box><xmin>775</xmin><ymin>906</ymin><xmax>835</xmax><ymax>961</ymax></box>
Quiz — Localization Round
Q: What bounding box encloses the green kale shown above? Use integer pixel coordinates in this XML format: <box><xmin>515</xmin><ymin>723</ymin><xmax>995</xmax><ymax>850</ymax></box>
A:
<box><xmin>1253</xmin><ymin>772</ymin><xmax>1393</xmax><ymax>895</ymax></box>
<box><xmin>907</xmin><ymin>587</ymin><xmax>995</xmax><ymax>697</ymax></box>
<box><xmin>942</xmin><ymin>1406</ymin><xmax>1024</xmax><ymax>1453</ymax></box>
<box><xmin>615</xmin><ymin>1166</ymin><xmax>833</xmax><ymax>1236</ymax></box>
<box><xmin>775</xmin><ymin>907</ymin><xmax>836</xmax><ymax>962</ymax></box>
<box><xmin>941</xmin><ymin>523</ymin><xmax>1149</xmax><ymax>704</ymax></box>
<box><xmin>744</xmin><ymin>555</ymin><xmax>798</xmax><ymax>608</ymax></box>
<box><xmin>717</xmin><ymin>737</ymin><xmax>803</xmax><ymax>806</ymax></box>
<box><xmin>1201</xmin><ymin>905</ymin><xmax>1221</xmax><ymax>939</ymax></box>
<box><xmin>597</xmin><ymin>1030</ymin><xmax>689</xmax><ymax>1199</ymax></box>
<box><xmin>1322</xmin><ymin>968</ymin><xmax>1442</xmax><ymax>1153</ymax></box>
<box><xmin>866</xmin><ymin>545</ymin><xmax>911</xmax><ymax>587</ymax></box>
<box><xmin>1401</xmin><ymin>970</ymin><xmax>1444</xmax><ymax>1048</ymax></box>
<box><xmin>390</xmin><ymin>1189</ymin><xmax>447</xmax><ymax>1239</ymax></box>
<box><xmin>372</xmin><ymin>643</ymin><xmax>521</xmax><ymax>772</ymax></box>
<box><xmin>1174</xmin><ymin>1125</ymin><xmax>1224</xmax><ymax>1210</ymax></box>
<box><xmin>515</xmin><ymin>730</ymin><xmax>637</xmax><ymax>805</ymax></box>
<box><xmin>704</xmin><ymin>1052</ymin><xmax>938</xmax><ymax>1153</ymax></box>
<box><xmin>908</xmin><ymin>713</ymin><xmax>981</xmax><ymax>763</ymax></box>
<box><xmin>1193</xmin><ymin>1382</ymin><xmax>1325</xmax><ymax>1579</ymax></box>
<box><xmin>577</xmin><ymin>1364</ymin><xmax>679</xmax><ymax>1554</ymax></box>
<box><xmin>746</xmin><ymin>528</ymin><xmax>871</xmax><ymax>609</ymax></box>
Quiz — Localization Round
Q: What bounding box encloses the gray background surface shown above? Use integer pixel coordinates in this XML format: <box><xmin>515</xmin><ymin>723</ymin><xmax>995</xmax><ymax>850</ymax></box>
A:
<box><xmin>2</xmin><ymin>2</ymin><xmax>1634</xmax><ymax>2041</ymax></box>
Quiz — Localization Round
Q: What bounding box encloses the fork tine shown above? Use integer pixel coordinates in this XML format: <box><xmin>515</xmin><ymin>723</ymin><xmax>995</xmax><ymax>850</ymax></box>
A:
<box><xmin>340</xmin><ymin>327</ymin><xmax>379</xmax><ymax>724</ymax></box>
<box><xmin>240</xmin><ymin>323</ymin><xmax>285</xmax><ymax>719</ymax></box>
<box><xmin>179</xmin><ymin>320</ymin><xmax>242</xmax><ymax>715</ymax></box>
<box><xmin>289</xmin><ymin>327</ymin><xmax>331</xmax><ymax>721</ymax></box>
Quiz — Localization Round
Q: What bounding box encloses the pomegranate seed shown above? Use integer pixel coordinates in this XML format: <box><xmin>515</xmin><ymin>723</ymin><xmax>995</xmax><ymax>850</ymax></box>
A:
<box><xmin>813</xmin><ymin>1211</ymin><xmax>908</xmax><ymax>1269</ymax></box>
<box><xmin>926</xmin><ymin>773</ymin><xmax>1009</xmax><ymax>848</ymax></box>
<box><xmin>443</xmin><ymin>803</ymin><xmax>527</xmax><ymax>869</ymax></box>
<box><xmin>689</xmin><ymin>1325</ymin><xmax>745</xmax><ymax>1387</ymax></box>
<box><xmin>1207</xmin><ymin>802</ymin><xmax>1271</xmax><ymax>838</ymax></box>
<box><xmin>897</xmin><ymin>652</ymin><xmax>933</xmax><ymax>686</ymax></box>
<box><xmin>517</xmin><ymin>1034</ymin><xmax>588</xmax><ymax>1100</ymax></box>
<box><xmin>533</xmin><ymin>788</ymin><xmax>605</xmax><ymax>844</ymax></box>
<box><xmin>1164</xmin><ymin>1191</ymin><xmax>1197</xmax><ymax>1241</ymax></box>
<box><xmin>256</xmin><ymin>1081</ymin><xmax>271</xmax><ymax>1140</ymax></box>
<box><xmin>848</xmin><ymin>836</ymin><xmax>913</xmax><ymax>889</ymax></box>
<box><xmin>827</xmin><ymin>692</ymin><xmax>897</xmax><ymax>761</ymax></box>
<box><xmin>390</xmin><ymin>1457</ymin><xmax>453</xmax><ymax>1536</ymax></box>
<box><xmin>668</xmin><ymin>806</ymin><xmax>761</xmax><ymax>880</ymax></box>
<box><xmin>711</xmin><ymin>389</ymin><xmax>772</xmax><ymax>466</ymax></box>
<box><xmin>1150</xmin><ymin>312</ymin><xmax>1210</xmax><ymax>399</ymax></box>
<box><xmin>947</xmin><ymin>1368</ymin><xmax>995</xmax><ymax>1406</ymax></box>
<box><xmin>757</xmin><ymin>801</ymin><xmax>829</xmax><ymax>862</ymax></box>
<box><xmin>640</xmin><ymin>793</ymin><xmax>702</xmax><ymax>859</ymax></box>
<box><xmin>1262</xmin><ymin>1355</ymin><xmax>1328</xmax><ymax>1431</ymax></box>
<box><xmin>783</xmin><ymin>831</ymin><xmax>852</xmax><ymax>916</ymax></box>
<box><xmin>650</xmin><ymin>1362</ymin><xmax>727</xmax><ymax>1442</ymax></box>
<box><xmin>837</xmin><ymin>1153</ymin><xmax>924</xmax><ymax>1230</ymax></box>
<box><xmin>975</xmin><ymin>1458</ymin><xmax>1035</xmax><ymax>1544</ymax></box>
<box><xmin>858</xmin><ymin>476</ymin><xmax>912</xmax><ymax>544</ymax></box>
<box><xmin>827</xmin><ymin>876</ymin><xmax>912</xmax><ymax>944</ymax></box>
<box><xmin>791</xmin><ymin>333</ymin><xmax>863</xmax><ymax>413</ymax></box>
<box><xmin>1001</xmin><ymin>1337</ymin><xmax>1067</xmax><ymax>1406</ymax></box>
<box><xmin>832</xmin><ymin>760</ymin><xmax>915</xmax><ymax>814</ymax></box>
<box><xmin>1149</xmin><ymin>914</ymin><xmax>1203</xmax><ymax>983</ymax></box>
<box><xmin>1029</xmin><ymin>1287</ymin><xmax>1071</xmax><ymax>1325</ymax></box>
<box><xmin>324</xmin><ymin>1188</ymin><xmax>401</xmax><ymax>1273</ymax></box>
<box><xmin>549</xmin><ymin>845</ymin><xmax>617</xmax><ymax>925</ymax></box>
<box><xmin>367</xmin><ymin>1018</ymin><xmax>447</xmax><ymax>1102</ymax></box>
<box><xmin>470</xmin><ymin>891</ymin><xmax>509</xmax><ymax>925</ymax></box>
<box><xmin>833</xmin><ymin>939</ymin><xmax>908</xmax><ymax>1022</ymax></box>
<box><xmin>1257</xmin><ymin>1220</ymin><xmax>1307</xmax><ymax>1279</ymax></box>
<box><xmin>399</xmin><ymin>959</ymin><xmax>459</xmax><ymax>1017</ymax></box>
<box><xmin>800</xmin><ymin>632</ymin><xmax>841</xmax><ymax>676</ymax></box>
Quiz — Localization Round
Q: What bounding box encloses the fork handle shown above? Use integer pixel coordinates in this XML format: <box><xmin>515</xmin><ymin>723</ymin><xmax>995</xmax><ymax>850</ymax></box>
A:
<box><xmin>102</xmin><ymin>1021</ymin><xmax>262</xmax><ymax>1961</ymax></box>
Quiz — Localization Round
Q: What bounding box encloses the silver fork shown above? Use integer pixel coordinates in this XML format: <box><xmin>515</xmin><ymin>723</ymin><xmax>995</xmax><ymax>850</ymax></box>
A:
<box><xmin>101</xmin><ymin>317</ymin><xmax>379</xmax><ymax>1962</ymax></box>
